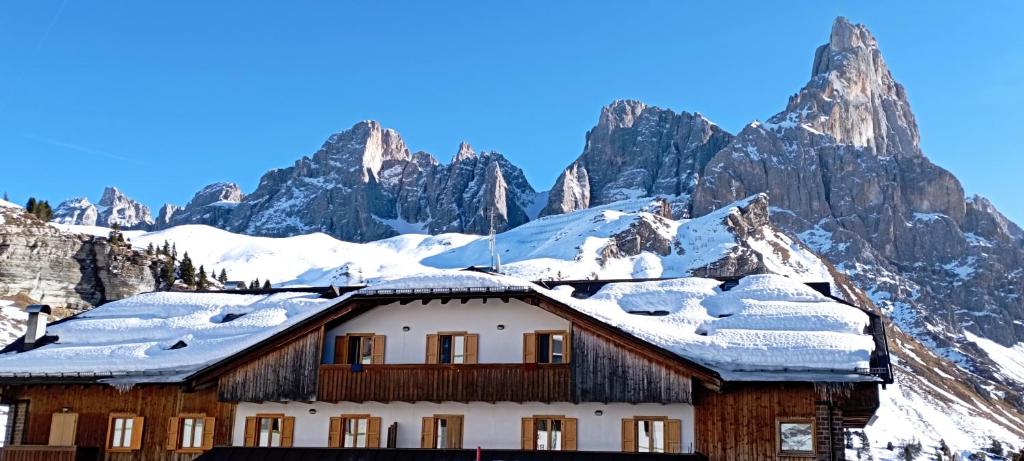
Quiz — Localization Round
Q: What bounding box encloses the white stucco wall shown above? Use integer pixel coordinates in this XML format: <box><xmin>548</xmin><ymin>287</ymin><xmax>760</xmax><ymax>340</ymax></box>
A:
<box><xmin>322</xmin><ymin>299</ymin><xmax>571</xmax><ymax>364</ymax></box>
<box><xmin>233</xmin><ymin>401</ymin><xmax>695</xmax><ymax>453</ymax></box>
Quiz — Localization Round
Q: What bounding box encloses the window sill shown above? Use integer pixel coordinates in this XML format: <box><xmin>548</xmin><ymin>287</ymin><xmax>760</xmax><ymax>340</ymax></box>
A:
<box><xmin>778</xmin><ymin>451</ymin><xmax>816</xmax><ymax>458</ymax></box>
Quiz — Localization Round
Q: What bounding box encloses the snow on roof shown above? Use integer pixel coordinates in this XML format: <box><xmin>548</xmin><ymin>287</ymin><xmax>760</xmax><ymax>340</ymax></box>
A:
<box><xmin>0</xmin><ymin>271</ymin><xmax>877</xmax><ymax>384</ymax></box>
<box><xmin>0</xmin><ymin>291</ymin><xmax>340</xmax><ymax>383</ymax></box>
<box><xmin>541</xmin><ymin>274</ymin><xmax>876</xmax><ymax>381</ymax></box>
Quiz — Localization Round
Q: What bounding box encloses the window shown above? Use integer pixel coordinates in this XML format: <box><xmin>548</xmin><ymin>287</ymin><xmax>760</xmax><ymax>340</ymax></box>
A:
<box><xmin>334</xmin><ymin>334</ymin><xmax>385</xmax><ymax>365</ymax></box>
<box><xmin>106</xmin><ymin>414</ymin><xmax>144</xmax><ymax>451</ymax></box>
<box><xmin>522</xmin><ymin>416</ymin><xmax>577</xmax><ymax>451</ymax></box>
<box><xmin>524</xmin><ymin>331</ymin><xmax>570</xmax><ymax>364</ymax></box>
<box><xmin>328</xmin><ymin>414</ymin><xmax>381</xmax><ymax>448</ymax></box>
<box><xmin>243</xmin><ymin>414</ymin><xmax>294</xmax><ymax>448</ymax></box>
<box><xmin>621</xmin><ymin>417</ymin><xmax>681</xmax><ymax>454</ymax></box>
<box><xmin>167</xmin><ymin>414</ymin><xmax>215</xmax><ymax>452</ymax></box>
<box><xmin>425</xmin><ymin>333</ymin><xmax>478</xmax><ymax>364</ymax></box>
<box><xmin>636</xmin><ymin>419</ymin><xmax>665</xmax><ymax>453</ymax></box>
<box><xmin>777</xmin><ymin>419</ymin><xmax>814</xmax><ymax>455</ymax></box>
<box><xmin>421</xmin><ymin>415</ymin><xmax>463</xmax><ymax>449</ymax></box>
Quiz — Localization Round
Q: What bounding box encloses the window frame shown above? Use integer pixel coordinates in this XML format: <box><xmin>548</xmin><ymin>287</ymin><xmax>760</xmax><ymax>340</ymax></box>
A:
<box><xmin>340</xmin><ymin>414</ymin><xmax>370</xmax><ymax>448</ymax></box>
<box><xmin>533</xmin><ymin>330</ymin><xmax>570</xmax><ymax>364</ymax></box>
<box><xmin>531</xmin><ymin>415</ymin><xmax>567</xmax><ymax>451</ymax></box>
<box><xmin>105</xmin><ymin>413</ymin><xmax>140</xmax><ymax>452</ymax></box>
<box><xmin>633</xmin><ymin>416</ymin><xmax>668</xmax><ymax>453</ymax></box>
<box><xmin>437</xmin><ymin>331</ymin><xmax>469</xmax><ymax>364</ymax></box>
<box><xmin>254</xmin><ymin>414</ymin><xmax>285</xmax><ymax>448</ymax></box>
<box><xmin>776</xmin><ymin>417</ymin><xmax>816</xmax><ymax>457</ymax></box>
<box><xmin>172</xmin><ymin>413</ymin><xmax>213</xmax><ymax>453</ymax></box>
<box><xmin>341</xmin><ymin>333</ymin><xmax>375</xmax><ymax>365</ymax></box>
<box><xmin>426</xmin><ymin>414</ymin><xmax>463</xmax><ymax>449</ymax></box>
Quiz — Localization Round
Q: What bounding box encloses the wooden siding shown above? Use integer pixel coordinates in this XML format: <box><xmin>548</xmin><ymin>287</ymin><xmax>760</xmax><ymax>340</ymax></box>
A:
<box><xmin>0</xmin><ymin>446</ymin><xmax>76</xmax><ymax>461</ymax></box>
<box><xmin>570</xmin><ymin>327</ymin><xmax>692</xmax><ymax>403</ymax></box>
<box><xmin>8</xmin><ymin>385</ymin><xmax>234</xmax><ymax>461</ymax></box>
<box><xmin>317</xmin><ymin>364</ymin><xmax>571</xmax><ymax>403</ymax></box>
<box><xmin>694</xmin><ymin>383</ymin><xmax>836</xmax><ymax>461</ymax></box>
<box><xmin>217</xmin><ymin>330</ymin><xmax>321</xmax><ymax>402</ymax></box>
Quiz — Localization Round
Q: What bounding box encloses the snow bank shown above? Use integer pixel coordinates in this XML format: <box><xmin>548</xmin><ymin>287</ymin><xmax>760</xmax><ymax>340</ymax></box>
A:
<box><xmin>0</xmin><ymin>291</ymin><xmax>338</xmax><ymax>381</ymax></box>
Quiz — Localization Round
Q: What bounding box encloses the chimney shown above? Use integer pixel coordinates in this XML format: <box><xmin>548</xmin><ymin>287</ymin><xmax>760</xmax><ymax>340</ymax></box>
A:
<box><xmin>25</xmin><ymin>304</ymin><xmax>52</xmax><ymax>347</ymax></box>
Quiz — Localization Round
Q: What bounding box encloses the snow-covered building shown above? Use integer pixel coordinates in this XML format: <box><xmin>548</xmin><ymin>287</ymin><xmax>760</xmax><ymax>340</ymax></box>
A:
<box><xmin>0</xmin><ymin>271</ymin><xmax>891</xmax><ymax>461</ymax></box>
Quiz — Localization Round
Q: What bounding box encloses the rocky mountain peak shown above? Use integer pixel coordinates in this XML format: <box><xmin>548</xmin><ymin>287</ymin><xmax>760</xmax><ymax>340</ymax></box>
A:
<box><xmin>54</xmin><ymin>187</ymin><xmax>152</xmax><ymax>229</ymax></box>
<box><xmin>783</xmin><ymin>17</ymin><xmax>919</xmax><ymax>156</ymax></box>
<box><xmin>452</xmin><ymin>141</ymin><xmax>476</xmax><ymax>162</ymax></box>
<box><xmin>314</xmin><ymin>121</ymin><xmax>412</xmax><ymax>183</ymax></box>
<box><xmin>189</xmin><ymin>182</ymin><xmax>243</xmax><ymax>207</ymax></box>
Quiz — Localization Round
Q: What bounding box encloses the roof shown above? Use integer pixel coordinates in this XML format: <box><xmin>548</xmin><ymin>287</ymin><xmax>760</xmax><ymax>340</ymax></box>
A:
<box><xmin>0</xmin><ymin>271</ymin><xmax>886</xmax><ymax>386</ymax></box>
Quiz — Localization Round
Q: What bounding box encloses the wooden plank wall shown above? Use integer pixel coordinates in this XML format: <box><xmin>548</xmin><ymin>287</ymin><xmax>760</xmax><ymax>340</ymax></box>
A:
<box><xmin>570</xmin><ymin>327</ymin><xmax>692</xmax><ymax>403</ymax></box>
<box><xmin>317</xmin><ymin>364</ymin><xmax>571</xmax><ymax>403</ymax></box>
<box><xmin>217</xmin><ymin>329</ymin><xmax>321</xmax><ymax>402</ymax></box>
<box><xmin>13</xmin><ymin>385</ymin><xmax>234</xmax><ymax>461</ymax></box>
<box><xmin>694</xmin><ymin>383</ymin><xmax>832</xmax><ymax>461</ymax></box>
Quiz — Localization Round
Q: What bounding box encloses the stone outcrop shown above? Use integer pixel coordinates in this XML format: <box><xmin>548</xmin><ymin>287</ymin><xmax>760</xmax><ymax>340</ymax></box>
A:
<box><xmin>542</xmin><ymin>100</ymin><xmax>733</xmax><ymax>217</ymax></box>
<box><xmin>0</xmin><ymin>205</ymin><xmax>161</xmax><ymax>309</ymax></box>
<box><xmin>52</xmin><ymin>187</ymin><xmax>154</xmax><ymax>229</ymax></box>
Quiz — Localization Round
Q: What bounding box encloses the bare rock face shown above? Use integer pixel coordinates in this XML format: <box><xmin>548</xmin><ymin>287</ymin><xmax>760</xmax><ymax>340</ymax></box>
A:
<box><xmin>222</xmin><ymin>122</ymin><xmax>538</xmax><ymax>242</ymax></box>
<box><xmin>53</xmin><ymin>187</ymin><xmax>154</xmax><ymax>229</ymax></box>
<box><xmin>681</xmin><ymin>18</ymin><xmax>1024</xmax><ymax>401</ymax></box>
<box><xmin>156</xmin><ymin>182</ymin><xmax>243</xmax><ymax>229</ymax></box>
<box><xmin>0</xmin><ymin>206</ymin><xmax>161</xmax><ymax>309</ymax></box>
<box><xmin>541</xmin><ymin>100</ymin><xmax>733</xmax><ymax>217</ymax></box>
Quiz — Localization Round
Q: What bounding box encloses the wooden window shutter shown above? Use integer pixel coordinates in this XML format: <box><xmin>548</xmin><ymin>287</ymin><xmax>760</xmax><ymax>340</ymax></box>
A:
<box><xmin>621</xmin><ymin>418</ymin><xmax>636</xmax><ymax>452</ymax></box>
<box><xmin>564</xmin><ymin>331</ymin><xmax>572</xmax><ymax>363</ymax></box>
<box><xmin>334</xmin><ymin>336</ymin><xmax>348</xmax><ymax>364</ymax></box>
<box><xmin>201</xmin><ymin>417</ymin><xmax>216</xmax><ymax>450</ymax></box>
<box><xmin>165</xmin><ymin>417</ymin><xmax>180</xmax><ymax>450</ymax></box>
<box><xmin>523</xmin><ymin>333</ymin><xmax>536</xmax><ymax>363</ymax></box>
<box><xmin>367</xmin><ymin>417</ymin><xmax>382</xmax><ymax>448</ymax></box>
<box><xmin>420</xmin><ymin>417</ymin><xmax>435</xmax><ymax>448</ymax></box>
<box><xmin>328</xmin><ymin>417</ymin><xmax>342</xmax><ymax>448</ymax></box>
<box><xmin>425</xmin><ymin>334</ymin><xmax>439</xmax><ymax>364</ymax></box>
<box><xmin>48</xmin><ymin>413</ymin><xmax>78</xmax><ymax>446</ymax></box>
<box><xmin>280</xmin><ymin>417</ymin><xmax>296</xmax><ymax>447</ymax></box>
<box><xmin>666</xmin><ymin>419</ymin><xmax>681</xmax><ymax>453</ymax></box>
<box><xmin>563</xmin><ymin>418</ymin><xmax>577</xmax><ymax>451</ymax></box>
<box><xmin>243</xmin><ymin>417</ymin><xmax>257</xmax><ymax>447</ymax></box>
<box><xmin>520</xmin><ymin>418</ymin><xmax>534</xmax><ymax>450</ymax></box>
<box><xmin>129</xmin><ymin>417</ymin><xmax>145</xmax><ymax>450</ymax></box>
<box><xmin>465</xmin><ymin>334</ymin><xmax>479</xmax><ymax>364</ymax></box>
<box><xmin>449</xmin><ymin>416</ymin><xmax>463</xmax><ymax>449</ymax></box>
<box><xmin>372</xmin><ymin>335</ymin><xmax>386</xmax><ymax>364</ymax></box>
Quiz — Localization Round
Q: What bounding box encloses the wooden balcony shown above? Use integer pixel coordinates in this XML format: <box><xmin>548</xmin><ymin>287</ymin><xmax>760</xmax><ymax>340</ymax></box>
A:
<box><xmin>0</xmin><ymin>446</ymin><xmax>76</xmax><ymax>461</ymax></box>
<box><xmin>317</xmin><ymin>364</ymin><xmax>571</xmax><ymax>403</ymax></box>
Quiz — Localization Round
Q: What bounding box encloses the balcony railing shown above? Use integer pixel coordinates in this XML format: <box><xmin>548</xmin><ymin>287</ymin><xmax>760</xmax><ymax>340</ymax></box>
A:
<box><xmin>0</xmin><ymin>446</ymin><xmax>77</xmax><ymax>461</ymax></box>
<box><xmin>318</xmin><ymin>364</ymin><xmax>571</xmax><ymax>403</ymax></box>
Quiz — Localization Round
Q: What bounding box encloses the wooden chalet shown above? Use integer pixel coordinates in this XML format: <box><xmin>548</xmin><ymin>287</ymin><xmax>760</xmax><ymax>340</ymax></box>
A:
<box><xmin>0</xmin><ymin>273</ymin><xmax>892</xmax><ymax>461</ymax></box>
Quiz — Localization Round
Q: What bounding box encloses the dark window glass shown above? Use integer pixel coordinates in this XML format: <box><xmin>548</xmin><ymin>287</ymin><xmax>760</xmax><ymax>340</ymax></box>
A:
<box><xmin>346</xmin><ymin>336</ymin><xmax>362</xmax><ymax>364</ymax></box>
<box><xmin>537</xmin><ymin>333</ymin><xmax>550</xmax><ymax>364</ymax></box>
<box><xmin>439</xmin><ymin>335</ymin><xmax>453</xmax><ymax>364</ymax></box>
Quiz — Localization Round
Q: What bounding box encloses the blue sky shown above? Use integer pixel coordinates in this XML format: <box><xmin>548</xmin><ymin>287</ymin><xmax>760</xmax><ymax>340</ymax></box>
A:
<box><xmin>1</xmin><ymin>2</ymin><xmax>1022</xmax><ymax>223</ymax></box>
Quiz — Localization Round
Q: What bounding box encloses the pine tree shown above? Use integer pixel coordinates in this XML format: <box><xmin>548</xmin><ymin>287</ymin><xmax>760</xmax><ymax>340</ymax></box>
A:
<box><xmin>262</xmin><ymin>280</ymin><xmax>271</xmax><ymax>290</ymax></box>
<box><xmin>179</xmin><ymin>252</ymin><xmax>196</xmax><ymax>287</ymax></box>
<box><xmin>2</xmin><ymin>191</ymin><xmax>8</xmax><ymax>201</ymax></box>
<box><xmin>196</xmin><ymin>266</ymin><xmax>208</xmax><ymax>291</ymax></box>
<box><xmin>146</xmin><ymin>243</ymin><xmax>155</xmax><ymax>255</ymax></box>
<box><xmin>37</xmin><ymin>200</ymin><xmax>52</xmax><ymax>221</ymax></box>
<box><xmin>162</xmin><ymin>257</ymin><xmax>176</xmax><ymax>289</ymax></box>
<box><xmin>25</xmin><ymin>197</ymin><xmax>36</xmax><ymax>213</ymax></box>
<box><xmin>218</xmin><ymin>269</ymin><xmax>228</xmax><ymax>284</ymax></box>
<box><xmin>171</xmin><ymin>243</ymin><xmax>177</xmax><ymax>260</ymax></box>
<box><xmin>249</xmin><ymin>279</ymin><xmax>260</xmax><ymax>290</ymax></box>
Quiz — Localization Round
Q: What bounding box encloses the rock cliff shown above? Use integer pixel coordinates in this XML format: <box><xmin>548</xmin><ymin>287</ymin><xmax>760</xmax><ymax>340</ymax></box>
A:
<box><xmin>52</xmin><ymin>186</ymin><xmax>154</xmax><ymax>229</ymax></box>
